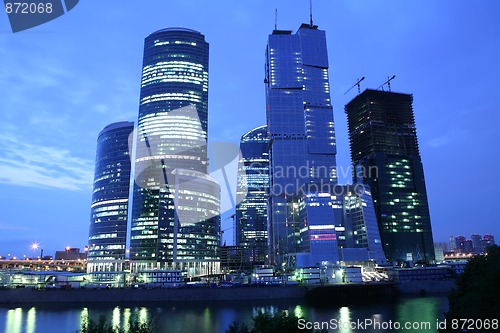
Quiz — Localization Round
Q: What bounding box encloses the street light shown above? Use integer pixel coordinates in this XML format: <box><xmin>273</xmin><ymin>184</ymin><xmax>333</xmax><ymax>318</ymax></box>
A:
<box><xmin>31</xmin><ymin>242</ymin><xmax>43</xmax><ymax>259</ymax></box>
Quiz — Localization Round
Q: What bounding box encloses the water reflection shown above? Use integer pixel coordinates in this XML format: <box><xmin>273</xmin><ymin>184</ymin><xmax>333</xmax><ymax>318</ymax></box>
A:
<box><xmin>26</xmin><ymin>308</ymin><xmax>36</xmax><ymax>333</ymax></box>
<box><xmin>112</xmin><ymin>307</ymin><xmax>120</xmax><ymax>328</ymax></box>
<box><xmin>79</xmin><ymin>307</ymin><xmax>88</xmax><ymax>329</ymax></box>
<box><xmin>5</xmin><ymin>308</ymin><xmax>21</xmax><ymax>333</ymax></box>
<box><xmin>0</xmin><ymin>296</ymin><xmax>448</xmax><ymax>333</ymax></box>
<box><xmin>136</xmin><ymin>307</ymin><xmax>147</xmax><ymax>327</ymax></box>
<box><xmin>122</xmin><ymin>308</ymin><xmax>131</xmax><ymax>333</ymax></box>
<box><xmin>396</xmin><ymin>296</ymin><xmax>447</xmax><ymax>333</ymax></box>
<box><xmin>203</xmin><ymin>307</ymin><xmax>211</xmax><ymax>332</ymax></box>
<box><xmin>293</xmin><ymin>305</ymin><xmax>303</xmax><ymax>319</ymax></box>
<box><xmin>339</xmin><ymin>306</ymin><xmax>352</xmax><ymax>333</ymax></box>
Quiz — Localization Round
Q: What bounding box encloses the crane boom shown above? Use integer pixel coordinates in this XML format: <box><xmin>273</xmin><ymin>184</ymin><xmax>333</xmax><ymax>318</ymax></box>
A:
<box><xmin>344</xmin><ymin>76</ymin><xmax>365</xmax><ymax>95</ymax></box>
<box><xmin>377</xmin><ymin>75</ymin><xmax>396</xmax><ymax>91</ymax></box>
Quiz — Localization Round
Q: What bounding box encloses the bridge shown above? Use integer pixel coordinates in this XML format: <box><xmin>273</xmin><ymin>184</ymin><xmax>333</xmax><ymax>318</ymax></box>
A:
<box><xmin>0</xmin><ymin>259</ymin><xmax>86</xmax><ymax>272</ymax></box>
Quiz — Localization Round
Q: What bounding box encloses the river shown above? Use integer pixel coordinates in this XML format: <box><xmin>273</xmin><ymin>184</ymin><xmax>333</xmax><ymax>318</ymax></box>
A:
<box><xmin>0</xmin><ymin>295</ymin><xmax>449</xmax><ymax>333</ymax></box>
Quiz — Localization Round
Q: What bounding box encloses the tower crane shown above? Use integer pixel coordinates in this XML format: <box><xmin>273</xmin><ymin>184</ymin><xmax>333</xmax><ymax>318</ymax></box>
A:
<box><xmin>377</xmin><ymin>75</ymin><xmax>396</xmax><ymax>92</ymax></box>
<box><xmin>344</xmin><ymin>76</ymin><xmax>365</xmax><ymax>95</ymax></box>
<box><xmin>220</xmin><ymin>214</ymin><xmax>237</xmax><ymax>245</ymax></box>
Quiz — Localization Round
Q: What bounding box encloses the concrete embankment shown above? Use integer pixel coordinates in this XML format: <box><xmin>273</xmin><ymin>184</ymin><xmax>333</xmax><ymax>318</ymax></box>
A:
<box><xmin>395</xmin><ymin>280</ymin><xmax>456</xmax><ymax>295</ymax></box>
<box><xmin>0</xmin><ymin>283</ymin><xmax>404</xmax><ymax>305</ymax></box>
<box><xmin>0</xmin><ymin>286</ymin><xmax>307</xmax><ymax>305</ymax></box>
<box><xmin>305</xmin><ymin>283</ymin><xmax>397</xmax><ymax>303</ymax></box>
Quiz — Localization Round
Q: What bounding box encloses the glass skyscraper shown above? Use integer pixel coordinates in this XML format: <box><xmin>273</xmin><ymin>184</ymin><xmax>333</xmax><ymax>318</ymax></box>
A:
<box><xmin>235</xmin><ymin>125</ymin><xmax>269</xmax><ymax>267</ymax></box>
<box><xmin>88</xmin><ymin>121</ymin><xmax>134</xmax><ymax>273</ymax></box>
<box><xmin>130</xmin><ymin>28</ymin><xmax>220</xmax><ymax>275</ymax></box>
<box><xmin>345</xmin><ymin>89</ymin><xmax>435</xmax><ymax>263</ymax></box>
<box><xmin>265</xmin><ymin>23</ymin><xmax>337</xmax><ymax>266</ymax></box>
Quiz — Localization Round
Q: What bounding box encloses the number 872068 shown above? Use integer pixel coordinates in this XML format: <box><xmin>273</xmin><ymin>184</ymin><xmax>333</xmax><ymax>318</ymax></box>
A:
<box><xmin>6</xmin><ymin>2</ymin><xmax>53</xmax><ymax>14</ymax></box>
<box><xmin>451</xmin><ymin>319</ymin><xmax>499</xmax><ymax>331</ymax></box>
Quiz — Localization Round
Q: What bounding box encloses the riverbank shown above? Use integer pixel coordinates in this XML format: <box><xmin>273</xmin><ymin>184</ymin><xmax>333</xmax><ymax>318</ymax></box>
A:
<box><xmin>0</xmin><ymin>285</ymin><xmax>306</xmax><ymax>305</ymax></box>
<box><xmin>0</xmin><ymin>283</ymin><xmax>407</xmax><ymax>305</ymax></box>
<box><xmin>395</xmin><ymin>279</ymin><xmax>456</xmax><ymax>295</ymax></box>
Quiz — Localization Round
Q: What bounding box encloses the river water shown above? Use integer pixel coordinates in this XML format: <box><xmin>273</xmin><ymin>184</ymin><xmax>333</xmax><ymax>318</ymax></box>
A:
<box><xmin>0</xmin><ymin>295</ymin><xmax>449</xmax><ymax>333</ymax></box>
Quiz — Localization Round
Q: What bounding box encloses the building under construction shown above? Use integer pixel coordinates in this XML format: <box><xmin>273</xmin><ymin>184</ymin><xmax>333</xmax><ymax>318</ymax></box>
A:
<box><xmin>345</xmin><ymin>89</ymin><xmax>435</xmax><ymax>264</ymax></box>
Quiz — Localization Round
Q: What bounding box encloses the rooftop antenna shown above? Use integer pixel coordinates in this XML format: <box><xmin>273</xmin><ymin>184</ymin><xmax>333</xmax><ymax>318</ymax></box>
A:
<box><xmin>309</xmin><ymin>0</ymin><xmax>314</xmax><ymax>26</ymax></box>
<box><xmin>275</xmin><ymin>8</ymin><xmax>278</xmax><ymax>30</ymax></box>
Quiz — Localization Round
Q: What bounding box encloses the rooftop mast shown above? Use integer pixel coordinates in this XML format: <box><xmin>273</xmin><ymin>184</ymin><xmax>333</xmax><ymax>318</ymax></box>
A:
<box><xmin>275</xmin><ymin>8</ymin><xmax>278</xmax><ymax>30</ymax></box>
<box><xmin>309</xmin><ymin>0</ymin><xmax>314</xmax><ymax>26</ymax></box>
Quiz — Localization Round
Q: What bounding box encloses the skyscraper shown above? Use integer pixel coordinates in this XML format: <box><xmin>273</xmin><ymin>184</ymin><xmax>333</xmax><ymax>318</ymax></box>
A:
<box><xmin>235</xmin><ymin>125</ymin><xmax>269</xmax><ymax>267</ymax></box>
<box><xmin>454</xmin><ymin>235</ymin><xmax>467</xmax><ymax>253</ymax></box>
<box><xmin>471</xmin><ymin>234</ymin><xmax>483</xmax><ymax>253</ymax></box>
<box><xmin>345</xmin><ymin>89</ymin><xmax>435</xmax><ymax>263</ymax></box>
<box><xmin>483</xmin><ymin>234</ymin><xmax>495</xmax><ymax>249</ymax></box>
<box><xmin>265</xmin><ymin>23</ymin><xmax>337</xmax><ymax>266</ymax></box>
<box><xmin>130</xmin><ymin>28</ymin><xmax>220</xmax><ymax>275</ymax></box>
<box><xmin>88</xmin><ymin>121</ymin><xmax>134</xmax><ymax>273</ymax></box>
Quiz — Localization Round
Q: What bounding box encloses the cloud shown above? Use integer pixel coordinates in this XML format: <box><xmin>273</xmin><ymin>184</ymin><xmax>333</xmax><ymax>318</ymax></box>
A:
<box><xmin>426</xmin><ymin>129</ymin><xmax>467</xmax><ymax>148</ymax></box>
<box><xmin>0</xmin><ymin>133</ymin><xmax>93</xmax><ymax>191</ymax></box>
<box><xmin>0</xmin><ymin>224</ymin><xmax>33</xmax><ymax>231</ymax></box>
<box><xmin>93</xmin><ymin>104</ymin><xmax>110</xmax><ymax>114</ymax></box>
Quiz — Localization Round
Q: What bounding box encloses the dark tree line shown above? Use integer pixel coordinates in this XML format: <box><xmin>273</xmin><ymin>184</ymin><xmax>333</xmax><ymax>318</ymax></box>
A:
<box><xmin>442</xmin><ymin>245</ymin><xmax>500</xmax><ymax>332</ymax></box>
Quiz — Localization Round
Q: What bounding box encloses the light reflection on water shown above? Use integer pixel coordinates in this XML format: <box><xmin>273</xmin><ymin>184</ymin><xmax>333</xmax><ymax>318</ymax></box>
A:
<box><xmin>25</xmin><ymin>308</ymin><xmax>35</xmax><ymax>333</ymax></box>
<box><xmin>0</xmin><ymin>296</ymin><xmax>448</xmax><ymax>333</ymax></box>
<box><xmin>339</xmin><ymin>306</ymin><xmax>353</xmax><ymax>333</ymax></box>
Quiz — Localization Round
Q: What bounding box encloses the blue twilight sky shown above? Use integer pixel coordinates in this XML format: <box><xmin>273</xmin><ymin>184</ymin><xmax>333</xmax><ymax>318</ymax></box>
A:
<box><xmin>0</xmin><ymin>1</ymin><xmax>499</xmax><ymax>258</ymax></box>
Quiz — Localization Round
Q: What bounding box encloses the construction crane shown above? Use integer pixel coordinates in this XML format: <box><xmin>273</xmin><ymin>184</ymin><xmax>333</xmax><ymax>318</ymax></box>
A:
<box><xmin>377</xmin><ymin>75</ymin><xmax>396</xmax><ymax>92</ymax></box>
<box><xmin>220</xmin><ymin>214</ymin><xmax>236</xmax><ymax>244</ymax></box>
<box><xmin>344</xmin><ymin>76</ymin><xmax>365</xmax><ymax>95</ymax></box>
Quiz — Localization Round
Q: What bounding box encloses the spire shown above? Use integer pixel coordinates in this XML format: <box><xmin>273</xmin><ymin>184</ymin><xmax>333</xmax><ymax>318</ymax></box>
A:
<box><xmin>309</xmin><ymin>0</ymin><xmax>313</xmax><ymax>26</ymax></box>
<box><xmin>275</xmin><ymin>8</ymin><xmax>278</xmax><ymax>30</ymax></box>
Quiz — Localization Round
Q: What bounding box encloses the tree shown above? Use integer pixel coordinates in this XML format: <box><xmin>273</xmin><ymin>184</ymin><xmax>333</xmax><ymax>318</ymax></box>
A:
<box><xmin>443</xmin><ymin>245</ymin><xmax>500</xmax><ymax>332</ymax></box>
<box><xmin>226</xmin><ymin>311</ymin><xmax>327</xmax><ymax>333</ymax></box>
<box><xmin>76</xmin><ymin>315</ymin><xmax>153</xmax><ymax>333</ymax></box>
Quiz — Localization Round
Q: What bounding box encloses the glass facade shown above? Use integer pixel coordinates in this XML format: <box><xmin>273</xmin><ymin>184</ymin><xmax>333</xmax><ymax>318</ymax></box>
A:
<box><xmin>291</xmin><ymin>184</ymin><xmax>387</xmax><ymax>267</ymax></box>
<box><xmin>296</xmin><ymin>193</ymin><xmax>339</xmax><ymax>267</ymax></box>
<box><xmin>235</xmin><ymin>125</ymin><xmax>269</xmax><ymax>267</ymax></box>
<box><xmin>130</xmin><ymin>28</ymin><xmax>220</xmax><ymax>275</ymax></box>
<box><xmin>345</xmin><ymin>89</ymin><xmax>435</xmax><ymax>263</ymax></box>
<box><xmin>265</xmin><ymin>24</ymin><xmax>337</xmax><ymax>266</ymax></box>
<box><xmin>340</xmin><ymin>185</ymin><xmax>387</xmax><ymax>265</ymax></box>
<box><xmin>88</xmin><ymin>121</ymin><xmax>134</xmax><ymax>273</ymax></box>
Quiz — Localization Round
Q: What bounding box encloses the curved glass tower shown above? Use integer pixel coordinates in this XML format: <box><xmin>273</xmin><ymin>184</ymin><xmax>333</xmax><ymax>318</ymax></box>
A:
<box><xmin>88</xmin><ymin>121</ymin><xmax>134</xmax><ymax>273</ymax></box>
<box><xmin>236</xmin><ymin>125</ymin><xmax>269</xmax><ymax>267</ymax></box>
<box><xmin>131</xmin><ymin>28</ymin><xmax>220</xmax><ymax>275</ymax></box>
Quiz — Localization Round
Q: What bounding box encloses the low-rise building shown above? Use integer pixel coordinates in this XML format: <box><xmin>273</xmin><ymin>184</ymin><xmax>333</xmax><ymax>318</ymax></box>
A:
<box><xmin>136</xmin><ymin>270</ymin><xmax>186</xmax><ymax>288</ymax></box>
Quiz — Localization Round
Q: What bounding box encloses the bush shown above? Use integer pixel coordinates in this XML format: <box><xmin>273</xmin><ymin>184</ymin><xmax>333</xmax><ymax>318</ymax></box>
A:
<box><xmin>76</xmin><ymin>315</ymin><xmax>153</xmax><ymax>333</ymax></box>
<box><xmin>226</xmin><ymin>310</ymin><xmax>327</xmax><ymax>333</ymax></box>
